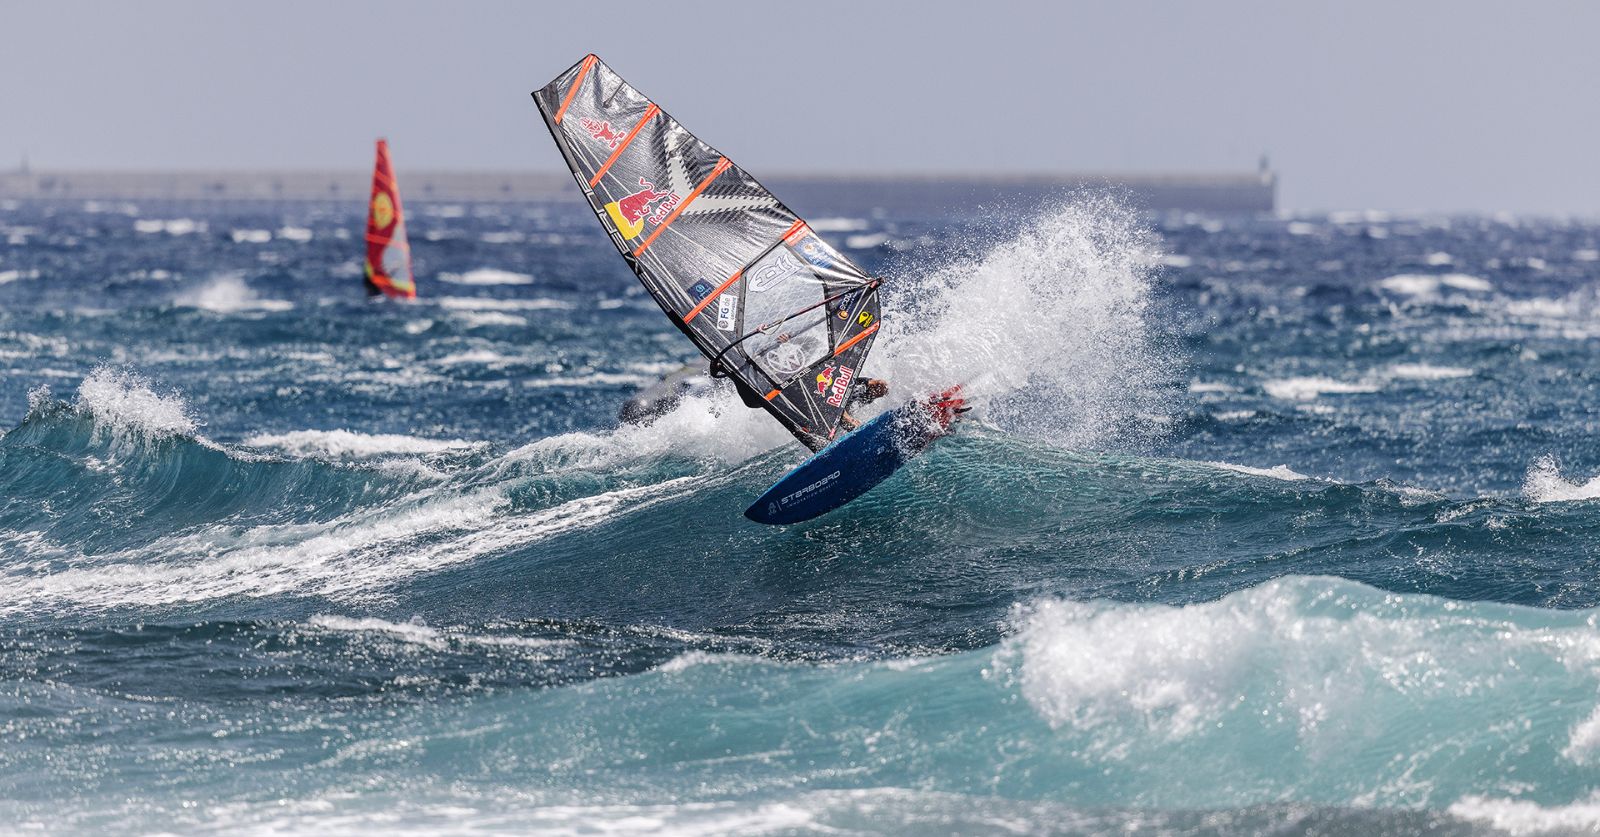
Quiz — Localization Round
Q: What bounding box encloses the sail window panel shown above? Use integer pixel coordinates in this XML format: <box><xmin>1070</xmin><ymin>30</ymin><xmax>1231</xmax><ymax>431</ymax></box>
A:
<box><xmin>736</xmin><ymin>246</ymin><xmax>831</xmax><ymax>382</ymax></box>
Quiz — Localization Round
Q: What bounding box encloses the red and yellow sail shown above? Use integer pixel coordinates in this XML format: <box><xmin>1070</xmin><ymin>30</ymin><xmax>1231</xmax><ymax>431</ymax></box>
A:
<box><xmin>364</xmin><ymin>139</ymin><xmax>416</xmax><ymax>298</ymax></box>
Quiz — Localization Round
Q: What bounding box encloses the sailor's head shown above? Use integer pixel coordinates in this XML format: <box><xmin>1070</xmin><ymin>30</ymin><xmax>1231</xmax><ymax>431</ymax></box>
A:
<box><xmin>863</xmin><ymin>379</ymin><xmax>889</xmax><ymax>400</ymax></box>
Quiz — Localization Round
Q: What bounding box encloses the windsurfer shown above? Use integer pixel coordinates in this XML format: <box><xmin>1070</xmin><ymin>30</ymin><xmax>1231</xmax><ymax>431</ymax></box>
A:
<box><xmin>838</xmin><ymin>378</ymin><xmax>890</xmax><ymax>431</ymax></box>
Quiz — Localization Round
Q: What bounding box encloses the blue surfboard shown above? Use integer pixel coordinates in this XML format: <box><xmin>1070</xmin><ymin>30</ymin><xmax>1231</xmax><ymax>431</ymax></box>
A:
<box><xmin>744</xmin><ymin>388</ymin><xmax>963</xmax><ymax>525</ymax></box>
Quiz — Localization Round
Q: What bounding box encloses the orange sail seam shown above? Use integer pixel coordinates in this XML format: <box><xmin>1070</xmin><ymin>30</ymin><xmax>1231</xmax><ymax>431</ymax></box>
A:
<box><xmin>684</xmin><ymin>269</ymin><xmax>741</xmax><ymax>324</ymax></box>
<box><xmin>588</xmin><ymin>104</ymin><xmax>659</xmax><ymax>188</ymax></box>
<box><xmin>782</xmin><ymin>220</ymin><xmax>810</xmax><ymax>246</ymax></box>
<box><xmin>683</xmin><ymin>219</ymin><xmax>808</xmax><ymax>323</ymax></box>
<box><xmin>554</xmin><ymin>55</ymin><xmax>597</xmax><ymax>125</ymax></box>
<box><xmin>632</xmin><ymin>157</ymin><xmax>731</xmax><ymax>257</ymax></box>
<box><xmin>833</xmin><ymin>322</ymin><xmax>880</xmax><ymax>356</ymax></box>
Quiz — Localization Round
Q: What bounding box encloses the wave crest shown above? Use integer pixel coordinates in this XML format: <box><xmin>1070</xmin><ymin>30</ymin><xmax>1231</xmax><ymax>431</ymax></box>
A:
<box><xmin>1523</xmin><ymin>455</ymin><xmax>1600</xmax><ymax>503</ymax></box>
<box><xmin>70</xmin><ymin>366</ymin><xmax>199</xmax><ymax>440</ymax></box>
<box><xmin>876</xmin><ymin>194</ymin><xmax>1169</xmax><ymax>448</ymax></box>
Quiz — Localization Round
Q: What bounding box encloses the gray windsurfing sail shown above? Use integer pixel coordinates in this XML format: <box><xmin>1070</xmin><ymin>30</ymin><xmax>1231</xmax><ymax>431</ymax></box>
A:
<box><xmin>532</xmin><ymin>54</ymin><xmax>881</xmax><ymax>451</ymax></box>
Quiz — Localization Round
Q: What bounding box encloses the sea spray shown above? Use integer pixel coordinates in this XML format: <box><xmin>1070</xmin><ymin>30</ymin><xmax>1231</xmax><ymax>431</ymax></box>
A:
<box><xmin>875</xmin><ymin>194</ymin><xmax>1171</xmax><ymax>449</ymax></box>
<box><xmin>174</xmin><ymin>272</ymin><xmax>292</xmax><ymax>313</ymax></box>
<box><xmin>71</xmin><ymin>366</ymin><xmax>199</xmax><ymax>442</ymax></box>
<box><xmin>1524</xmin><ymin>455</ymin><xmax>1600</xmax><ymax>504</ymax></box>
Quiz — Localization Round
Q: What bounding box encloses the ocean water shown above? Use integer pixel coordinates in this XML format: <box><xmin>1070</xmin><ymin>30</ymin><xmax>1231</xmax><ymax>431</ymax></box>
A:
<box><xmin>2</xmin><ymin>194</ymin><xmax>1600</xmax><ymax>835</ymax></box>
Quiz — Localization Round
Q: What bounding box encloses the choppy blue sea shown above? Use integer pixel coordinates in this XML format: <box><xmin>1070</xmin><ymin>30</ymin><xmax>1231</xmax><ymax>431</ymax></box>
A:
<box><xmin>3</xmin><ymin>192</ymin><xmax>1600</xmax><ymax>835</ymax></box>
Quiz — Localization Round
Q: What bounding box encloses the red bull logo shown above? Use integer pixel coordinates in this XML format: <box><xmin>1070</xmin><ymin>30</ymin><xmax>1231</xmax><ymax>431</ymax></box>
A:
<box><xmin>580</xmin><ymin>117</ymin><xmax>625</xmax><ymax>150</ymax></box>
<box><xmin>815</xmin><ymin>364</ymin><xmax>854</xmax><ymax>407</ymax></box>
<box><xmin>815</xmin><ymin>365</ymin><xmax>835</xmax><ymax>394</ymax></box>
<box><xmin>604</xmin><ymin>177</ymin><xmax>680</xmax><ymax>239</ymax></box>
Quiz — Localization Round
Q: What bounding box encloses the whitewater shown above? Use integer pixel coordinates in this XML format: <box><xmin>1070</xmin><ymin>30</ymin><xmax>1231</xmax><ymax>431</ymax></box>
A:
<box><xmin>3</xmin><ymin>196</ymin><xmax>1600</xmax><ymax>835</ymax></box>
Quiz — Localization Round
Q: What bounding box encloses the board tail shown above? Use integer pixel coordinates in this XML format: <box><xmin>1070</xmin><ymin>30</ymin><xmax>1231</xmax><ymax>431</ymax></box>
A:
<box><xmin>363</xmin><ymin>139</ymin><xmax>416</xmax><ymax>299</ymax></box>
<box><xmin>744</xmin><ymin>386</ymin><xmax>967</xmax><ymax>524</ymax></box>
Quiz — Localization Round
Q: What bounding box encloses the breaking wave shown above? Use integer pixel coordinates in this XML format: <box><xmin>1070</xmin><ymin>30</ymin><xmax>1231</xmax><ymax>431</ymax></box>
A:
<box><xmin>1524</xmin><ymin>455</ymin><xmax>1600</xmax><ymax>504</ymax></box>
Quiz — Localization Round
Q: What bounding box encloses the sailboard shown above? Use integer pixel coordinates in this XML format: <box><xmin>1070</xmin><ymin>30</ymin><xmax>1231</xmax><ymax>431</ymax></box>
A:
<box><xmin>532</xmin><ymin>55</ymin><xmax>880</xmax><ymax>452</ymax></box>
<box><xmin>363</xmin><ymin>138</ymin><xmax>416</xmax><ymax>299</ymax></box>
<box><xmin>745</xmin><ymin>387</ymin><xmax>966</xmax><ymax>524</ymax></box>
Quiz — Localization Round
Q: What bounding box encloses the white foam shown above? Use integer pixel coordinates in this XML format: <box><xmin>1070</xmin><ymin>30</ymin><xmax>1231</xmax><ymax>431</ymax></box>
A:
<box><xmin>477</xmin><ymin>231</ymin><xmax>526</xmax><ymax>244</ymax></box>
<box><xmin>308</xmin><ymin>615</ymin><xmax>447</xmax><ymax>649</ymax></box>
<box><xmin>230</xmin><ymin>229</ymin><xmax>271</xmax><ymax>244</ymax></box>
<box><xmin>277</xmin><ymin>225</ymin><xmax>313</xmax><ymax>243</ymax></box>
<box><xmin>1161</xmin><ymin>254</ymin><xmax>1193</xmax><ymax>268</ymax></box>
<box><xmin>654</xmin><ymin>651</ymin><xmax>755</xmax><ymax>673</ymax></box>
<box><xmin>437</xmin><ymin>296</ymin><xmax>569</xmax><ymax>311</ymax></box>
<box><xmin>72</xmin><ymin>367</ymin><xmax>197</xmax><ymax>438</ymax></box>
<box><xmin>496</xmin><ymin>389</ymin><xmax>791</xmax><ymax>473</ymax></box>
<box><xmin>1000</xmin><ymin>578</ymin><xmax>1600</xmax><ymax>762</ymax></box>
<box><xmin>123</xmin><ymin>268</ymin><xmax>176</xmax><ymax>282</ymax></box>
<box><xmin>1187</xmin><ymin>381</ymin><xmax>1236</xmax><ymax>394</ymax></box>
<box><xmin>1564</xmin><ymin>705</ymin><xmax>1600</xmax><ymax>764</ymax></box>
<box><xmin>1575</xmin><ymin>249</ymin><xmax>1599</xmax><ymax>262</ymax></box>
<box><xmin>244</xmin><ymin>429</ymin><xmax>482</xmax><ymax>458</ymax></box>
<box><xmin>807</xmin><ymin>217</ymin><xmax>869</xmax><ymax>232</ymax></box>
<box><xmin>1424</xmin><ymin>251</ymin><xmax>1454</xmax><ymax>266</ymax></box>
<box><xmin>1504</xmin><ymin>297</ymin><xmax>1579</xmax><ymax>320</ymax></box>
<box><xmin>1450</xmin><ymin>793</ymin><xmax>1600</xmax><ymax>836</ymax></box>
<box><xmin>1386</xmin><ymin>363</ymin><xmax>1472</xmax><ymax>381</ymax></box>
<box><xmin>452</xmin><ymin>311</ymin><xmax>528</xmax><ymax>328</ymax></box>
<box><xmin>1376</xmin><ymin>274</ymin><xmax>1439</xmax><ymax>296</ymax></box>
<box><xmin>1205</xmin><ymin>461</ymin><xmax>1309</xmax><ymax>481</ymax></box>
<box><xmin>177</xmin><ymin>275</ymin><xmax>293</xmax><ymax>313</ymax></box>
<box><xmin>1286</xmin><ymin>221</ymin><xmax>1316</xmax><ymax>236</ymax></box>
<box><xmin>1004</xmin><ymin>596</ymin><xmax>1255</xmax><ymax>741</ymax></box>
<box><xmin>306</xmin><ymin>615</ymin><xmax>565</xmax><ymax>653</ymax></box>
<box><xmin>872</xmin><ymin>195</ymin><xmax>1166</xmax><ymax>448</ymax></box>
<box><xmin>433</xmin><ymin>350</ymin><xmax>515</xmax><ymax>367</ymax></box>
<box><xmin>1523</xmin><ymin>455</ymin><xmax>1600</xmax><ymax>504</ymax></box>
<box><xmin>524</xmin><ymin>372</ymin><xmax>652</xmax><ymax>389</ymax></box>
<box><xmin>1442</xmin><ymin>274</ymin><xmax>1494</xmax><ymax>291</ymax></box>
<box><xmin>0</xmin><ymin>269</ymin><xmax>40</xmax><ymax>284</ymax></box>
<box><xmin>844</xmin><ymin>232</ymin><xmax>889</xmax><ymax>249</ymax></box>
<box><xmin>439</xmin><ymin>268</ymin><xmax>536</xmax><ymax>286</ymax></box>
<box><xmin>1263</xmin><ymin>376</ymin><xmax>1380</xmax><ymax>401</ymax></box>
<box><xmin>1378</xmin><ymin>273</ymin><xmax>1493</xmax><ymax>296</ymax></box>
<box><xmin>0</xmin><ymin>477</ymin><xmax>700</xmax><ymax>614</ymax></box>
<box><xmin>134</xmin><ymin>218</ymin><xmax>205</xmax><ymax>236</ymax></box>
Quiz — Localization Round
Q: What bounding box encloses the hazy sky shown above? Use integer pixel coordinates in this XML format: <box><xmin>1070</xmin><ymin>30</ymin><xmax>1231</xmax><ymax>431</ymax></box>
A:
<box><xmin>4</xmin><ymin>0</ymin><xmax>1598</xmax><ymax>212</ymax></box>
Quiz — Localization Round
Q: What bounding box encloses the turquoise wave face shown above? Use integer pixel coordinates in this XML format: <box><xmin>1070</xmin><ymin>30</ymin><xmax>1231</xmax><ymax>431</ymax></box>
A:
<box><xmin>4</xmin><ymin>200</ymin><xmax>1600</xmax><ymax>833</ymax></box>
<box><xmin>4</xmin><ymin>579</ymin><xmax>1599</xmax><ymax>833</ymax></box>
